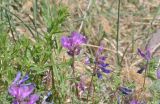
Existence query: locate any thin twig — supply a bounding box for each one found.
[78,0,92,32]
[116,0,121,65]
[143,61,149,89]
[71,54,79,99]
[83,44,123,56]
[87,58,97,103]
[33,0,38,37]
[0,5,35,38]
[5,9,16,42]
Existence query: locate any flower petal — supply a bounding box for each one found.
[97,70,102,79]
[96,45,104,56]
[99,63,109,68]
[137,66,145,74]
[138,48,145,58]
[61,36,72,49]
[29,94,39,104]
[19,84,35,99]
[19,74,29,84]
[101,67,111,74]
[67,50,74,56]
[12,99,19,104]
[77,81,85,91]
[145,49,151,61]
[71,31,87,45]
[99,56,107,61]
[129,99,139,104]
[13,71,21,84]
[119,87,132,95]
[85,57,90,65]
[8,85,19,97]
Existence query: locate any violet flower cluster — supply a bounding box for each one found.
[76,80,85,92]
[8,72,39,104]
[61,31,87,56]
[95,45,111,79]
[119,87,132,95]
[138,48,160,79]
[76,80,86,97]
[86,45,111,79]
[137,48,151,74]
[129,99,140,104]
[137,48,151,62]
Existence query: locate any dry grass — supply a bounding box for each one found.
[1,0,160,103]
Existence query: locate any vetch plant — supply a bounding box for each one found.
[8,72,39,104]
[137,48,151,88]
[76,80,86,98]
[87,44,111,102]
[129,99,140,104]
[61,31,87,56]
[61,31,87,100]
[86,45,111,79]
[95,45,111,79]
[138,48,151,62]
[119,86,132,95]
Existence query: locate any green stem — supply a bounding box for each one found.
[116,0,121,66]
[71,54,79,100]
[87,60,97,102]
[143,61,149,89]
[5,9,16,42]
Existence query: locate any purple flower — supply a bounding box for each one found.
[8,72,39,104]
[61,31,87,56]
[137,66,146,74]
[95,45,111,79]
[28,94,39,104]
[157,69,160,79]
[85,57,90,65]
[96,70,103,79]
[138,48,151,61]
[119,87,132,95]
[129,99,140,104]
[76,80,86,92]
[45,91,52,102]
[76,80,86,97]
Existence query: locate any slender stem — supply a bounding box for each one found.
[5,9,16,42]
[143,61,149,89]
[50,61,56,102]
[33,0,38,37]
[71,54,79,99]
[137,61,149,100]
[71,55,75,77]
[78,0,92,32]
[50,46,61,103]
[50,66,56,89]
[116,0,121,65]
[0,0,2,20]
[87,74,94,101]
[87,61,97,102]
[0,5,35,38]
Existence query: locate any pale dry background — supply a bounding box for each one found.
[1,0,160,103]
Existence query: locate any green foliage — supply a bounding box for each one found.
[150,80,160,103]
[148,58,158,80]
[0,0,160,103]
[41,1,69,34]
[0,1,69,103]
